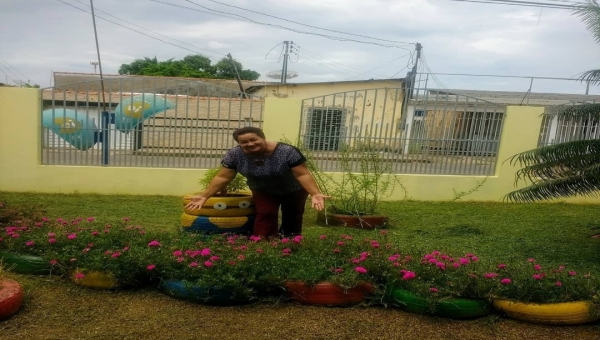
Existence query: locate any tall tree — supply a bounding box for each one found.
[118,54,260,80]
[506,0,600,202]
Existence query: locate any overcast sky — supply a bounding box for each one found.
[1,0,599,94]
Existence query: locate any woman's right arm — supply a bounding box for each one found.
[185,167,238,210]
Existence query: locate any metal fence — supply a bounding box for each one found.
[299,85,505,175]
[41,77,263,168]
[538,104,600,147]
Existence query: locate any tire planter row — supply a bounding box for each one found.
[0,278,23,320]
[180,213,255,234]
[159,279,254,306]
[0,250,52,275]
[388,287,491,319]
[284,281,373,307]
[492,299,600,325]
[316,211,388,230]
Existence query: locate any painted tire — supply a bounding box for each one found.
[0,250,52,275]
[182,193,254,216]
[316,211,388,229]
[72,271,119,290]
[181,213,254,234]
[389,288,491,319]
[492,299,600,325]
[159,279,254,306]
[0,279,23,320]
[284,281,371,306]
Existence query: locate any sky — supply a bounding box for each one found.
[1,0,600,94]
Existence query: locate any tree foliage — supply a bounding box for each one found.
[506,0,600,202]
[118,54,260,80]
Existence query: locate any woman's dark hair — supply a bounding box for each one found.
[232,126,266,142]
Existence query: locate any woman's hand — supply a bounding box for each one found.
[185,196,208,210]
[310,193,331,211]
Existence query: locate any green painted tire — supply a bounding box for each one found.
[0,250,52,275]
[389,287,491,319]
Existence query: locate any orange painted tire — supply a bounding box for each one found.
[492,299,600,325]
[0,279,24,320]
[284,281,371,306]
[182,193,254,216]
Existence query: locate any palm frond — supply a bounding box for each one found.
[573,0,600,44]
[513,151,600,183]
[579,69,600,85]
[504,164,600,202]
[544,103,600,121]
[508,139,600,168]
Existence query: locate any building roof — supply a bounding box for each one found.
[245,78,404,93]
[412,89,600,106]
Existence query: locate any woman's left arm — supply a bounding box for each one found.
[291,163,330,210]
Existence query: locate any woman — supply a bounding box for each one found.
[185,127,329,237]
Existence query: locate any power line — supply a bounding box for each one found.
[441,0,584,9]
[55,0,225,59]
[0,60,26,85]
[153,0,411,50]
[204,0,416,45]
[343,53,410,81]
[0,64,20,85]
[0,59,30,83]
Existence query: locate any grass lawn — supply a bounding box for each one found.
[1,191,600,339]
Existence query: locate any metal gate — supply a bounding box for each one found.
[41,76,263,168]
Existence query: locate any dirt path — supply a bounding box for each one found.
[1,274,599,340]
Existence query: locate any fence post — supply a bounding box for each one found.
[101,111,110,165]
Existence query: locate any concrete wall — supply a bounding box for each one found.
[1,87,599,203]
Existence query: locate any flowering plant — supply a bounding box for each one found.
[477,258,600,305]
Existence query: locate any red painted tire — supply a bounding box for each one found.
[284,281,371,306]
[0,279,24,320]
[317,211,388,229]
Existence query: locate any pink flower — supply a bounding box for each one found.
[484,273,499,279]
[497,263,506,269]
[104,250,113,255]
[123,217,131,221]
[209,256,220,261]
[200,248,211,256]
[176,257,184,263]
[568,271,577,276]
[189,262,198,267]
[429,287,438,293]
[48,238,56,244]
[293,235,303,243]
[49,259,58,265]
[532,274,542,280]
[11,233,20,238]
[111,252,121,258]
[146,264,155,270]
[459,258,470,264]
[281,238,290,243]
[555,281,563,287]
[527,258,536,263]
[237,255,246,260]
[147,240,161,247]
[75,273,86,280]
[354,266,367,274]
[452,263,461,268]
[332,249,340,253]
[25,241,34,246]
[380,230,388,235]
[471,256,479,262]
[249,235,261,242]
[319,235,327,240]
[42,217,49,222]
[91,231,99,236]
[204,261,213,267]
[500,278,512,285]
[337,241,345,246]
[256,248,264,253]
[47,232,56,238]
[67,233,77,240]
[87,217,95,222]
[370,241,380,248]
[402,271,416,280]
[123,246,129,252]
[533,264,542,271]
[173,250,183,257]
[104,229,110,234]
[282,248,292,254]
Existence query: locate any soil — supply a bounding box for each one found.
[1,274,599,340]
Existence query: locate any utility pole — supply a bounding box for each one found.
[227,53,247,99]
[406,42,422,100]
[281,41,292,84]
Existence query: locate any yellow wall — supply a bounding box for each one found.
[1,87,600,203]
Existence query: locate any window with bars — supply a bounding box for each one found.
[304,108,344,151]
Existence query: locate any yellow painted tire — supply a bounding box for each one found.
[492,299,600,325]
[72,271,119,290]
[182,193,254,216]
[181,213,254,234]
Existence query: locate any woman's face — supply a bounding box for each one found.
[236,133,267,154]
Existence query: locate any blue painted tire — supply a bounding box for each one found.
[159,279,254,306]
[181,213,254,234]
